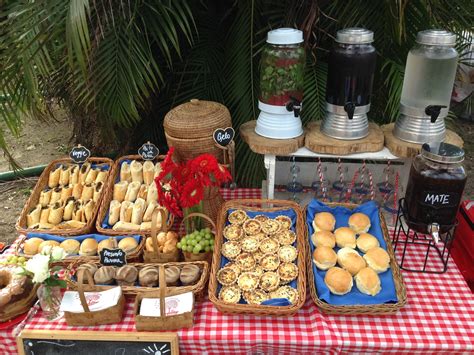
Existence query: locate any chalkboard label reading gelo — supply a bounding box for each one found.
[213,127,235,147]
[138,142,159,161]
[69,145,91,163]
[99,248,127,267]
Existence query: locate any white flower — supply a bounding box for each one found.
[51,246,67,261]
[40,245,52,256]
[25,254,50,284]
[14,266,25,276]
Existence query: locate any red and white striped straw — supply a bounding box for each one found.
[393,171,399,225]
[338,158,343,186]
[346,169,359,203]
[368,170,375,201]
[385,160,391,190]
[317,157,326,200]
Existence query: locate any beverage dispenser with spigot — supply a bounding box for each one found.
[393,30,458,143]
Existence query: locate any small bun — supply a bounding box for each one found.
[311,231,336,248]
[355,267,381,296]
[348,213,371,233]
[118,237,138,254]
[38,240,60,253]
[79,238,98,256]
[312,246,337,270]
[324,267,353,295]
[60,239,80,254]
[356,233,380,253]
[337,247,366,276]
[312,212,336,232]
[363,247,390,273]
[97,238,117,253]
[23,237,44,255]
[334,227,356,249]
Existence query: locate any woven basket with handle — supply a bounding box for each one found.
[143,208,180,263]
[180,212,216,264]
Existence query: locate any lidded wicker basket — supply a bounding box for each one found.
[164,99,232,163]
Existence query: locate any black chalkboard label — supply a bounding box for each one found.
[138,142,159,161]
[213,127,235,147]
[99,248,127,267]
[420,191,461,209]
[69,145,91,163]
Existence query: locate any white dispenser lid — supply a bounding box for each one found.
[336,28,374,44]
[416,29,456,46]
[267,28,304,45]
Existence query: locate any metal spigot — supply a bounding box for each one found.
[344,102,356,120]
[429,223,440,244]
[286,97,302,118]
[425,105,447,123]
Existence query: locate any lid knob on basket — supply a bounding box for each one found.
[190,99,200,105]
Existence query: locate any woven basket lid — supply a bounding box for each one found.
[164,99,232,139]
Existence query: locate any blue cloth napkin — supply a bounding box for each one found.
[306,199,398,305]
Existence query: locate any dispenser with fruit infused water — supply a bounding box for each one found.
[394,30,458,143]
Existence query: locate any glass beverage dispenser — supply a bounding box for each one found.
[255,28,305,139]
[321,28,376,140]
[394,30,458,143]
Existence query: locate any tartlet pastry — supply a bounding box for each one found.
[278,245,298,263]
[259,271,280,292]
[221,241,242,260]
[254,215,268,223]
[223,262,241,276]
[276,230,296,245]
[253,265,265,277]
[237,272,260,292]
[217,267,238,286]
[252,250,265,262]
[261,219,281,235]
[253,232,266,242]
[277,262,298,284]
[270,286,299,305]
[243,289,268,305]
[219,285,241,303]
[243,219,262,235]
[228,210,248,225]
[275,216,292,230]
[223,224,244,241]
[259,238,280,255]
[260,254,280,271]
[240,236,259,253]
[235,252,257,271]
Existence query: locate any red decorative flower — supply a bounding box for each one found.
[180,180,204,208]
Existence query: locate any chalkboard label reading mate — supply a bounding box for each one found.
[69,145,91,163]
[138,142,159,161]
[420,191,461,209]
[213,127,235,147]
[99,248,127,267]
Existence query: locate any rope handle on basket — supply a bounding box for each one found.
[150,207,168,257]
[179,212,217,234]
[77,268,95,313]
[158,265,167,320]
[15,234,28,256]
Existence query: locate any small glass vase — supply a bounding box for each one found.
[183,201,204,234]
[37,284,63,321]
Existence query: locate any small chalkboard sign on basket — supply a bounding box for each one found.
[213,127,235,147]
[138,141,160,161]
[69,145,91,163]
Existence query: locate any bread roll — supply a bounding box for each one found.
[334,227,357,249]
[79,162,91,184]
[113,181,128,202]
[94,266,116,285]
[154,162,162,178]
[112,221,140,231]
[79,238,98,256]
[118,237,138,254]
[50,187,62,205]
[120,162,131,182]
[324,267,353,295]
[139,266,159,287]
[81,183,94,202]
[97,238,118,253]
[115,265,138,286]
[180,264,201,285]
[95,170,108,184]
[311,230,336,248]
[85,168,99,184]
[40,206,51,224]
[48,202,64,225]
[120,201,133,223]
[108,200,121,226]
[48,166,61,188]
[70,165,80,185]
[165,266,180,286]
[143,201,158,222]
[356,233,380,253]
[63,220,86,229]
[72,200,83,221]
[92,181,103,203]
[312,212,336,232]
[131,198,146,225]
[137,184,148,201]
[76,263,97,283]
[312,246,337,270]
[38,240,60,253]
[363,247,390,273]
[60,239,80,254]
[83,200,95,222]
[355,267,381,296]
[146,183,158,205]
[143,161,155,185]
[60,184,73,202]
[72,182,84,200]
[337,247,366,276]
[59,165,71,186]
[130,160,143,184]
[348,212,371,233]
[63,197,75,221]
[23,237,44,255]
[27,204,42,227]
[124,181,141,202]
[39,189,52,207]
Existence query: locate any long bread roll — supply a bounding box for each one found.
[130,161,143,184]
[124,181,141,202]
[108,200,121,226]
[120,162,131,182]
[27,204,42,227]
[143,161,155,185]
[48,166,61,188]
[39,189,52,207]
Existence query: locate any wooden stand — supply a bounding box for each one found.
[382,123,464,158]
[239,120,305,155]
[304,121,384,155]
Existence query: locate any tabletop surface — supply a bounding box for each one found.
[2,188,474,355]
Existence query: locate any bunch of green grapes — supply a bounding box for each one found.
[0,255,27,266]
[177,227,215,254]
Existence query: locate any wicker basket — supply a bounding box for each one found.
[95,154,174,236]
[208,199,307,317]
[64,269,125,326]
[164,99,232,163]
[306,202,407,315]
[14,234,145,263]
[134,265,194,331]
[66,260,209,299]
[0,282,38,323]
[202,186,224,226]
[16,157,114,236]
[143,208,180,263]
[180,212,215,264]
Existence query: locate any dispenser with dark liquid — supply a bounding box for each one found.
[321,28,376,140]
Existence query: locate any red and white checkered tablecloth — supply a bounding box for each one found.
[1,188,474,354]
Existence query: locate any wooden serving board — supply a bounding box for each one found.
[304,121,384,155]
[382,123,464,158]
[239,120,305,155]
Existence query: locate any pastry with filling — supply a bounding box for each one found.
[260,254,280,271]
[223,224,244,241]
[276,230,296,245]
[278,245,297,263]
[277,262,298,284]
[217,267,238,286]
[243,219,262,235]
[259,271,280,292]
[228,210,248,225]
[221,241,242,260]
[259,238,280,255]
[235,252,256,271]
[240,236,259,253]
[218,285,241,304]
[237,272,259,292]
[261,219,281,235]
